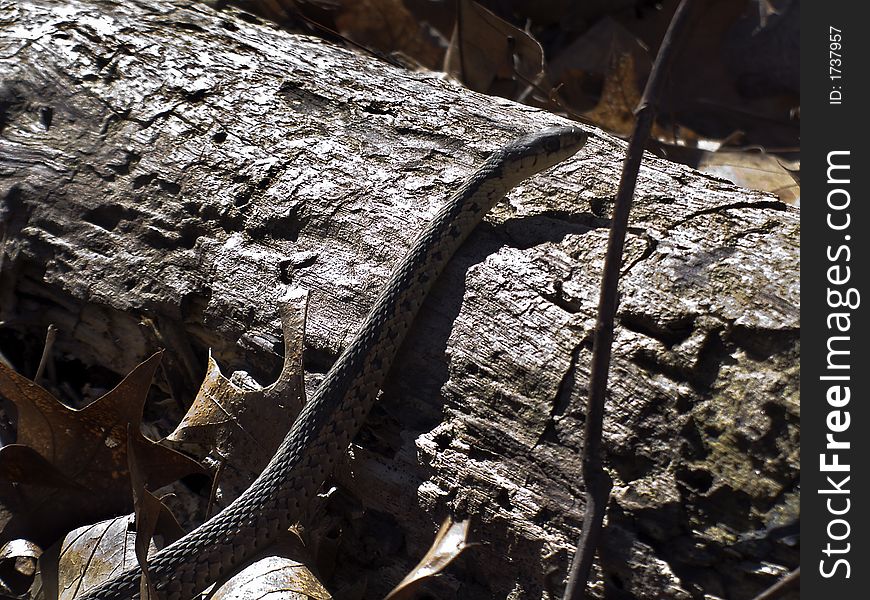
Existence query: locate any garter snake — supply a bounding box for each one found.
[79,126,588,599]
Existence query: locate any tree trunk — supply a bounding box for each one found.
[0,1,799,598]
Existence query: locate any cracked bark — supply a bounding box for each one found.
[0,1,798,599]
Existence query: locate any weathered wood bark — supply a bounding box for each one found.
[1,1,799,599]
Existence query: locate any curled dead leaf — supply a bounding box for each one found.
[0,538,41,597]
[385,518,472,600]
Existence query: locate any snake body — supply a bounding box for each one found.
[80,126,587,600]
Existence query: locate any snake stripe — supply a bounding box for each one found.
[79,126,587,600]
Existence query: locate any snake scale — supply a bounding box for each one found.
[79,126,588,599]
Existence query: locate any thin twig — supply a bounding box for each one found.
[751,567,799,600]
[205,453,226,521]
[34,324,58,385]
[562,1,700,598]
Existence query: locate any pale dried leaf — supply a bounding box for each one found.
[210,555,331,600]
[0,538,41,596]
[384,518,471,600]
[55,515,151,600]
[698,150,800,204]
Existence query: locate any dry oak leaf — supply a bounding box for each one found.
[165,293,308,511]
[0,351,203,546]
[38,430,187,600]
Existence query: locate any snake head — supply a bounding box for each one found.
[495,126,588,184]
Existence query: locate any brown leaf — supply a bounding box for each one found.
[0,352,203,546]
[127,424,163,600]
[444,0,544,98]
[165,294,308,509]
[0,444,84,490]
[384,518,472,600]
